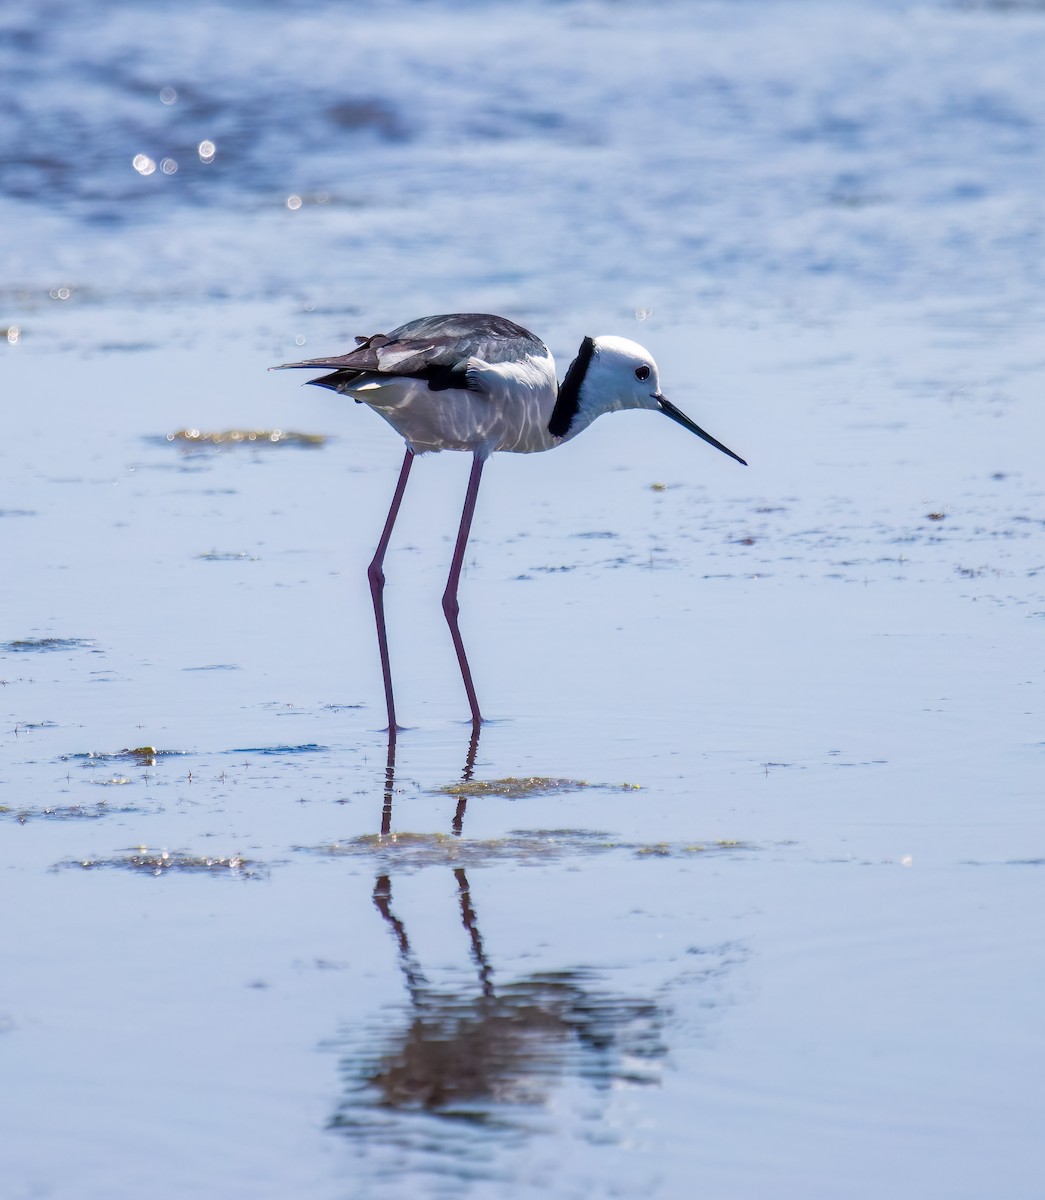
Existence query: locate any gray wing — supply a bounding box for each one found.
[272,312,548,393]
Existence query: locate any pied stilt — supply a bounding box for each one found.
[274,312,746,732]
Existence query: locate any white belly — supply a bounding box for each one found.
[347,363,560,457]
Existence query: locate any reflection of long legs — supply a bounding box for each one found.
[380,727,396,837]
[381,721,479,838]
[442,454,485,728]
[368,449,414,734]
[373,875,427,1003]
[454,868,494,998]
[451,796,467,837]
[451,723,482,836]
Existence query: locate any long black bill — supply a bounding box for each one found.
[657,395,747,466]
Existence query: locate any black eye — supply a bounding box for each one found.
[635,365,651,381]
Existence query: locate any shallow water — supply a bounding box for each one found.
[2,1,1044,1197]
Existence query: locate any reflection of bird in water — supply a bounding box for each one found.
[328,726,667,1137]
[275,313,746,731]
[343,872,666,1119]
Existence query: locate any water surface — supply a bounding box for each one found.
[2,2,1044,1197]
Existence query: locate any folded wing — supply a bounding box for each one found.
[272,312,549,394]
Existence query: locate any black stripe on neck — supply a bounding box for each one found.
[548,336,596,438]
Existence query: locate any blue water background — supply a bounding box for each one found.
[2,3,1044,1198]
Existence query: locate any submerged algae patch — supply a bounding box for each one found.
[302,830,754,870]
[164,429,326,449]
[432,776,642,800]
[304,830,623,869]
[61,747,189,767]
[5,801,142,823]
[634,839,749,858]
[194,550,260,562]
[57,847,266,879]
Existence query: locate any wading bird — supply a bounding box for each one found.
[274,312,746,733]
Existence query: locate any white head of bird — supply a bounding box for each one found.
[575,335,662,419]
[568,334,746,463]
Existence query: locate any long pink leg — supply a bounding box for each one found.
[442,453,485,727]
[368,448,414,734]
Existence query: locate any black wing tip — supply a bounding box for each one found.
[305,375,346,393]
[269,362,358,392]
[270,359,341,371]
